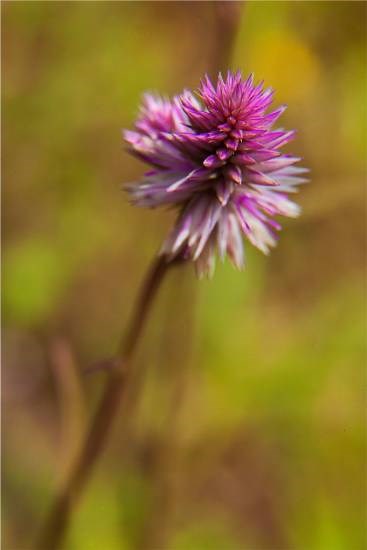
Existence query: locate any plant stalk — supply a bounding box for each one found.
[37,254,179,550]
[209,0,243,78]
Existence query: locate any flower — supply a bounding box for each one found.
[124,71,308,277]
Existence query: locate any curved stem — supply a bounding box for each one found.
[37,254,180,550]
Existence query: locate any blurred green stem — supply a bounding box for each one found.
[37,254,181,550]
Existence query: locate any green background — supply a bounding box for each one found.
[2,2,366,549]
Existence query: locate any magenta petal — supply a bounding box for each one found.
[123,71,307,275]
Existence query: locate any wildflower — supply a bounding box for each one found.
[124,71,308,276]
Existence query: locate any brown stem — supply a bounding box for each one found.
[209,1,243,78]
[36,254,181,550]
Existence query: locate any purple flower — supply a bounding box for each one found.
[124,71,308,277]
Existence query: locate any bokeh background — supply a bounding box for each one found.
[2,2,366,549]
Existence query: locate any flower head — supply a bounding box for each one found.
[124,71,308,276]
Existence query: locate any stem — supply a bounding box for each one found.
[209,1,243,78]
[37,254,180,550]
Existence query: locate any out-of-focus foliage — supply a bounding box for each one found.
[2,2,366,549]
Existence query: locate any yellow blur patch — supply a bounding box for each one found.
[250,30,321,102]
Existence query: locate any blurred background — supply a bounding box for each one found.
[2,2,366,549]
